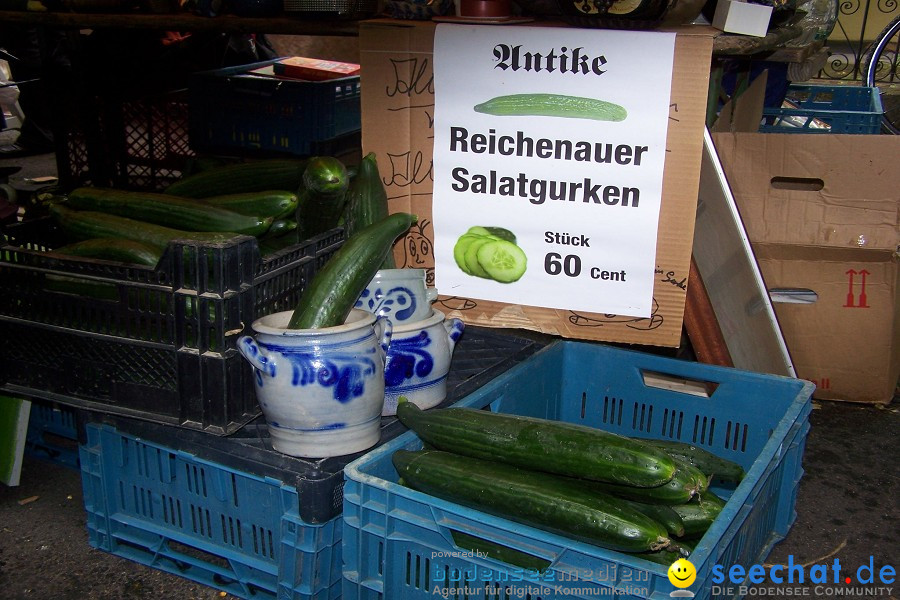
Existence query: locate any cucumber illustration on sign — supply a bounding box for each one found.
[474,93,627,122]
[453,226,527,283]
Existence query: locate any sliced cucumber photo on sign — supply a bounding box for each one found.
[454,227,527,283]
[477,239,527,283]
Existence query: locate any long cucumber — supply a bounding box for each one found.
[287,212,417,329]
[586,462,709,504]
[474,93,627,122]
[395,402,678,488]
[393,449,673,553]
[644,439,746,483]
[49,203,239,253]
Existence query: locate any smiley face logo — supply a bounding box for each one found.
[668,558,696,588]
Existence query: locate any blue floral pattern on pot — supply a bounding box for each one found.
[355,284,419,323]
[382,310,465,416]
[384,330,434,387]
[253,345,379,403]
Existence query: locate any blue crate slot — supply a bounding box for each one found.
[188,59,361,156]
[341,340,814,600]
[25,401,80,470]
[79,422,342,600]
[760,84,883,134]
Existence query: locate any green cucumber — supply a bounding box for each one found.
[344,153,395,269]
[296,156,351,240]
[645,439,746,483]
[200,190,299,220]
[395,402,678,488]
[262,219,298,239]
[670,492,725,538]
[49,203,238,253]
[587,462,709,505]
[66,187,273,237]
[287,212,417,329]
[474,93,627,122]
[393,449,673,553]
[53,237,162,267]
[620,499,686,538]
[164,158,309,198]
[477,239,527,283]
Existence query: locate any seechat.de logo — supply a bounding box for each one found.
[668,558,697,598]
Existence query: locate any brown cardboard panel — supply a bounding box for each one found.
[712,131,900,403]
[754,243,899,404]
[360,20,715,347]
[712,133,900,250]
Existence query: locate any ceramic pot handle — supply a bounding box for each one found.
[443,318,465,353]
[374,316,394,361]
[426,286,439,304]
[237,336,276,376]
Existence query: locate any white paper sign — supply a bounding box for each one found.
[432,25,676,317]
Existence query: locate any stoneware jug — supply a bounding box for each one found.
[382,309,465,416]
[355,268,439,325]
[237,308,392,458]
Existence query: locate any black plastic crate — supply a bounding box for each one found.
[60,90,196,192]
[0,217,345,435]
[83,326,544,525]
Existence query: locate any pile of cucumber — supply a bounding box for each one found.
[394,401,746,566]
[41,154,391,267]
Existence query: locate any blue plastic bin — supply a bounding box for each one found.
[342,341,814,600]
[188,59,361,156]
[760,84,883,134]
[25,400,80,470]
[77,327,542,599]
[80,422,343,600]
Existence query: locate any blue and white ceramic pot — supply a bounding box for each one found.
[355,268,438,325]
[237,309,392,458]
[382,309,465,416]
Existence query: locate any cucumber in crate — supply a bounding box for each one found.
[341,341,814,600]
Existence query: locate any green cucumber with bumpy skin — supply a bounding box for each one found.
[344,153,395,269]
[287,212,417,329]
[66,187,273,236]
[670,491,725,538]
[395,402,678,488]
[645,439,746,483]
[393,449,673,553]
[200,190,299,221]
[49,203,239,253]
[474,93,627,122]
[53,237,162,267]
[164,159,308,198]
[620,499,686,538]
[586,462,709,505]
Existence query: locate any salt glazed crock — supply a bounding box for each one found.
[354,268,439,325]
[237,308,392,458]
[382,309,465,416]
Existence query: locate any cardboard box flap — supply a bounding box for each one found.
[712,132,900,251]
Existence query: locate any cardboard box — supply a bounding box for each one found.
[359,19,715,348]
[712,132,900,404]
[712,0,773,37]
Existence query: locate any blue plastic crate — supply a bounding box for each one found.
[188,59,361,156]
[79,422,342,600]
[760,84,883,134]
[25,400,80,470]
[342,341,814,600]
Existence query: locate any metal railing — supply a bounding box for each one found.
[822,0,899,81]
